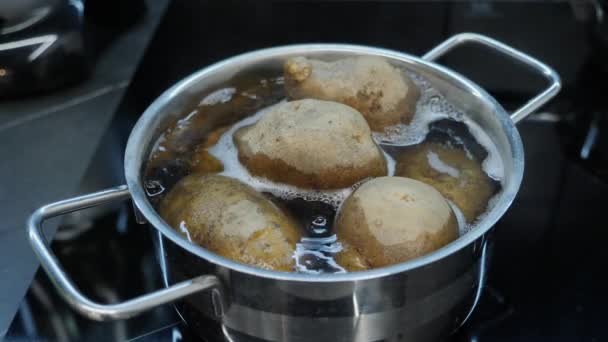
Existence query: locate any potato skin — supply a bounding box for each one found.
[284,56,420,131]
[160,174,301,271]
[395,142,497,223]
[190,126,229,174]
[234,99,387,189]
[335,177,458,269]
[335,241,370,272]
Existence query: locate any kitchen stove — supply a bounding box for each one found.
[5,1,608,341]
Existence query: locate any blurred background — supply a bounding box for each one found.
[1,1,607,341]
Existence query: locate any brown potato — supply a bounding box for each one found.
[160,174,301,271]
[190,126,229,174]
[335,177,458,269]
[190,149,224,174]
[335,241,370,272]
[234,99,387,189]
[284,56,420,131]
[395,142,497,223]
[202,125,230,149]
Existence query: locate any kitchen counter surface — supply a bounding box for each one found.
[0,0,169,337]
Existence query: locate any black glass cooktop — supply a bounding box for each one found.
[6,1,608,341]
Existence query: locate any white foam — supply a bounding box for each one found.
[427,151,460,178]
[464,119,504,180]
[446,135,474,160]
[373,73,455,146]
[199,87,236,106]
[374,69,504,183]
[466,191,502,233]
[150,133,167,159]
[178,109,198,125]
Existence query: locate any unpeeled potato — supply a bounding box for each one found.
[190,126,229,174]
[160,174,301,271]
[234,99,387,189]
[284,56,420,131]
[335,177,458,270]
[395,142,497,223]
[334,241,370,272]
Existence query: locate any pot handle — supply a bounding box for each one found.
[27,185,220,321]
[422,32,561,123]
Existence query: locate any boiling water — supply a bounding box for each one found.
[143,69,503,274]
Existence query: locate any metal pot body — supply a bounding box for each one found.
[27,33,560,342]
[156,230,491,342]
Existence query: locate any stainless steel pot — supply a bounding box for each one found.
[28,33,560,342]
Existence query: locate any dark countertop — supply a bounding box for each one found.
[0,0,169,337]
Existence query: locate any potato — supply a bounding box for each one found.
[335,177,458,269]
[284,56,420,131]
[190,149,223,174]
[190,126,229,174]
[334,241,370,272]
[395,142,497,223]
[234,99,387,189]
[160,174,301,271]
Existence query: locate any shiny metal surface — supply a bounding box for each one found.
[422,33,561,123]
[27,186,220,320]
[28,33,561,341]
[160,232,488,342]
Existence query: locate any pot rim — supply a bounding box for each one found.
[125,43,524,282]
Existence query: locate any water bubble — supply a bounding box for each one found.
[311,215,327,227]
[428,95,442,112]
[144,180,165,197]
[295,235,346,274]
